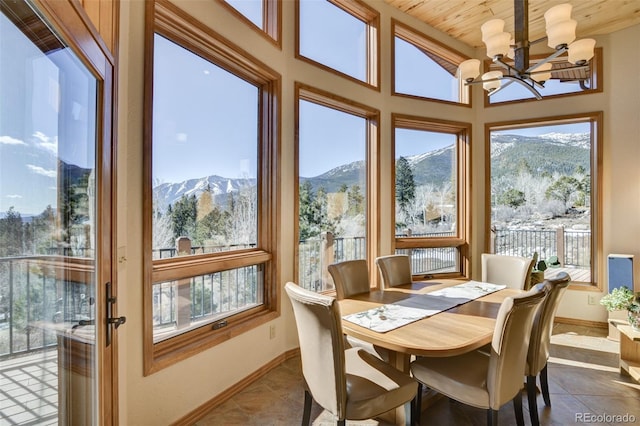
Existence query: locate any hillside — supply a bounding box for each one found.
[151,132,590,207]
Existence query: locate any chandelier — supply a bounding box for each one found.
[458,0,596,100]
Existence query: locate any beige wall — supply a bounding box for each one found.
[116,0,640,423]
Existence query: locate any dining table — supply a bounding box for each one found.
[338,278,525,425]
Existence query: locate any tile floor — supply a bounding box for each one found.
[194,323,640,426]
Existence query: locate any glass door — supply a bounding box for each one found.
[0,1,115,424]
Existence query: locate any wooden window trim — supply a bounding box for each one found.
[295,0,380,91]
[143,0,281,375]
[216,0,282,49]
[391,114,472,278]
[294,82,381,289]
[484,112,603,291]
[392,19,473,106]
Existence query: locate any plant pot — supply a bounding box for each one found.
[608,309,627,341]
[628,310,640,332]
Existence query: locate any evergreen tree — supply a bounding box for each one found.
[31,205,56,254]
[299,181,320,240]
[347,184,364,215]
[0,207,23,256]
[545,176,581,206]
[170,195,197,239]
[498,188,526,208]
[395,156,416,217]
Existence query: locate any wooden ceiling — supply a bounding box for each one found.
[385,0,640,49]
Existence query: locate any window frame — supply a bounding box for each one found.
[391,114,471,279]
[294,82,381,290]
[484,48,603,106]
[392,19,473,106]
[484,112,603,290]
[295,0,380,90]
[217,0,282,48]
[143,0,281,375]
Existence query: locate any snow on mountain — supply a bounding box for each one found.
[491,132,589,156]
[405,145,453,166]
[153,175,256,208]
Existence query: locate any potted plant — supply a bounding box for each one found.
[600,286,640,331]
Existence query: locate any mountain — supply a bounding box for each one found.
[490,132,590,178]
[153,175,256,208]
[153,132,590,207]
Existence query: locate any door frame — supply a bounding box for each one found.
[32,0,118,423]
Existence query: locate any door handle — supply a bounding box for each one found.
[106,282,125,346]
[108,316,126,328]
[72,319,95,330]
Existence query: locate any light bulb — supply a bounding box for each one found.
[482,71,503,91]
[568,38,596,64]
[459,59,481,82]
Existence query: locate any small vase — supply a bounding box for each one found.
[628,310,640,332]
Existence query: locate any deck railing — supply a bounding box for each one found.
[0,256,93,359]
[491,227,591,268]
[1,227,590,359]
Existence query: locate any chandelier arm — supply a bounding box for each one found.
[493,57,518,75]
[485,79,516,97]
[497,75,543,99]
[525,46,568,74]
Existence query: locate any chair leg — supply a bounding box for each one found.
[337,420,345,426]
[413,382,423,426]
[527,375,540,426]
[487,409,498,426]
[540,363,551,406]
[302,390,312,426]
[513,393,524,426]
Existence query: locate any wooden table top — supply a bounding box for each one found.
[339,279,523,358]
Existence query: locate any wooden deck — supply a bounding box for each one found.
[544,266,591,283]
[0,348,58,425]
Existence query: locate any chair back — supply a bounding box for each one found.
[375,255,412,288]
[284,282,346,417]
[328,259,370,300]
[481,253,536,290]
[526,272,571,375]
[487,284,547,409]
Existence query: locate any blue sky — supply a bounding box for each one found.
[1,12,95,216]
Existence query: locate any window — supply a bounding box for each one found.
[297,0,379,87]
[144,0,280,374]
[486,113,602,287]
[221,0,281,46]
[296,84,379,292]
[393,21,471,104]
[486,48,602,105]
[393,115,470,277]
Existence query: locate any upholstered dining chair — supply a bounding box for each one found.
[525,272,571,426]
[327,259,389,360]
[375,254,412,289]
[284,282,418,426]
[481,253,536,290]
[410,283,548,426]
[327,259,370,300]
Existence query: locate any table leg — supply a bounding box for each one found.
[373,351,411,425]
